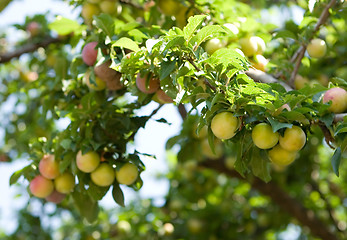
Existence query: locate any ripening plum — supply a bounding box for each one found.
[251,54,268,71]
[268,145,297,166]
[153,89,174,104]
[94,60,123,90]
[54,172,75,194]
[211,112,239,140]
[252,123,279,149]
[91,163,115,187]
[29,175,54,198]
[76,150,100,173]
[322,87,347,113]
[84,70,106,91]
[38,154,60,179]
[81,3,100,24]
[279,126,306,152]
[204,38,225,55]
[45,190,66,204]
[27,22,41,37]
[136,73,160,94]
[100,0,117,14]
[116,163,139,185]
[307,39,327,58]
[82,41,98,66]
[157,0,181,16]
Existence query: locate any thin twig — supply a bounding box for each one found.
[289,0,337,86]
[187,57,217,91]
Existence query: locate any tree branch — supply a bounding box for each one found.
[0,37,62,63]
[0,0,12,13]
[199,159,339,240]
[289,0,337,86]
[245,68,293,91]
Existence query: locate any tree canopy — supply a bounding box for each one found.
[0,0,347,239]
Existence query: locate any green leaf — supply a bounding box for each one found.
[251,148,271,183]
[190,25,227,49]
[94,13,115,37]
[331,147,342,177]
[72,191,99,223]
[205,48,246,71]
[183,15,207,41]
[112,183,125,207]
[60,139,72,150]
[274,30,297,40]
[112,37,140,52]
[88,182,109,201]
[267,118,293,132]
[48,17,85,35]
[9,165,31,185]
[160,59,176,80]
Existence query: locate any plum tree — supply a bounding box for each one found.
[54,172,75,194]
[26,21,41,37]
[116,163,139,185]
[82,41,98,66]
[29,175,54,198]
[211,112,239,140]
[307,38,327,58]
[76,151,100,173]
[38,154,60,179]
[91,163,116,187]
[268,145,297,166]
[136,73,160,94]
[252,123,279,149]
[322,87,347,113]
[279,126,306,152]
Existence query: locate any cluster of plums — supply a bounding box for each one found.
[205,86,347,167]
[29,151,139,203]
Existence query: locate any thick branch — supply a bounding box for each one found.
[0,0,12,13]
[289,0,337,86]
[0,37,62,63]
[199,159,339,240]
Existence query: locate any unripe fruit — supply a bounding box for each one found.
[158,0,180,16]
[187,218,203,234]
[116,163,139,185]
[29,175,54,198]
[46,190,66,204]
[91,163,115,187]
[38,154,60,179]
[273,104,291,116]
[268,145,297,166]
[54,172,75,194]
[84,71,106,91]
[76,150,100,173]
[322,87,347,113]
[82,3,100,24]
[279,126,306,151]
[252,54,268,71]
[204,38,224,55]
[82,41,98,66]
[252,123,279,149]
[224,23,239,37]
[307,39,327,58]
[201,139,223,159]
[253,36,266,54]
[94,61,123,90]
[211,112,239,140]
[100,1,117,14]
[136,73,160,94]
[294,75,310,89]
[174,6,194,28]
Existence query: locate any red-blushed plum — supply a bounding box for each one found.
[29,175,54,198]
[154,89,174,104]
[27,22,41,37]
[323,87,347,113]
[39,154,60,179]
[45,190,66,204]
[76,150,100,173]
[136,73,160,94]
[82,41,98,66]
